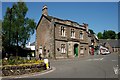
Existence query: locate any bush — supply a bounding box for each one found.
[1,56,47,76]
[2,56,44,66]
[2,61,46,76]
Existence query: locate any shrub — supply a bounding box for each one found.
[2,56,44,66]
[1,56,47,76]
[2,62,46,76]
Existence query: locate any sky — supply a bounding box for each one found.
[1,2,118,43]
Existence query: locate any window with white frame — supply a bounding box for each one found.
[61,44,65,53]
[71,29,75,38]
[80,31,84,39]
[61,26,65,36]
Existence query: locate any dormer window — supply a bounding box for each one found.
[61,26,65,37]
[71,29,75,38]
[80,31,84,39]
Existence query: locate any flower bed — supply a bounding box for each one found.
[1,62,46,76]
[1,56,48,76]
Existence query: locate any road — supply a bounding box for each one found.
[30,53,119,78]
[2,53,119,79]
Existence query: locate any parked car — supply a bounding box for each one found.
[100,46,110,55]
[101,50,110,55]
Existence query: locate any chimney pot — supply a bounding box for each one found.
[42,5,48,16]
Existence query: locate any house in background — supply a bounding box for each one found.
[99,39,120,53]
[26,42,35,57]
[88,33,99,55]
[36,5,90,59]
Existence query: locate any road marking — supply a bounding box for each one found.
[16,67,56,78]
[112,60,117,61]
[113,65,119,75]
[86,58,103,61]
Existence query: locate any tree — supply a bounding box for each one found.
[2,2,36,56]
[118,32,120,39]
[0,20,2,50]
[103,30,108,39]
[89,29,95,34]
[102,30,116,39]
[97,32,103,39]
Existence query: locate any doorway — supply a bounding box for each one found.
[74,44,78,57]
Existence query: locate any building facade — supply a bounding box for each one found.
[99,39,120,53]
[36,5,89,59]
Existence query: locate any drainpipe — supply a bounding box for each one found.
[53,22,56,59]
[67,42,69,58]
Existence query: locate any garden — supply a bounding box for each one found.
[1,56,48,76]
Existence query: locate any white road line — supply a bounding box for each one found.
[113,65,119,75]
[16,67,56,78]
[100,58,103,60]
[86,58,104,61]
[112,60,117,61]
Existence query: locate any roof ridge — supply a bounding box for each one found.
[46,15,83,27]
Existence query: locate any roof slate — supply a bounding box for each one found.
[99,39,120,48]
[46,15,84,28]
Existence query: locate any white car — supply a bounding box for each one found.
[100,46,110,55]
[101,50,110,55]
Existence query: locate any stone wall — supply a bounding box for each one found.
[54,23,88,42]
[36,16,89,59]
[55,40,68,58]
[36,16,54,58]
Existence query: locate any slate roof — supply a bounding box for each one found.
[36,13,87,30]
[46,15,84,27]
[99,39,120,48]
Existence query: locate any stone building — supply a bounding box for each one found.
[36,5,89,59]
[99,39,120,53]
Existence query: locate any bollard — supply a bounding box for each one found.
[44,58,49,69]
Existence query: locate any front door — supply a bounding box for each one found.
[74,44,78,57]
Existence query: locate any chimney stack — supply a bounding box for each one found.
[42,5,48,16]
[83,23,88,32]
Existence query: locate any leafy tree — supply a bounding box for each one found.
[102,30,116,39]
[118,32,120,39]
[0,20,2,50]
[89,29,95,34]
[103,30,108,39]
[2,2,36,56]
[97,32,103,39]
[107,30,116,39]
[0,20,1,36]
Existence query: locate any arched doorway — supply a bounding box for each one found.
[74,44,78,57]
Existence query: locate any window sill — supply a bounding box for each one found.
[71,37,75,38]
[61,53,65,54]
[80,39,84,40]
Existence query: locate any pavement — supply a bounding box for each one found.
[1,52,120,79]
